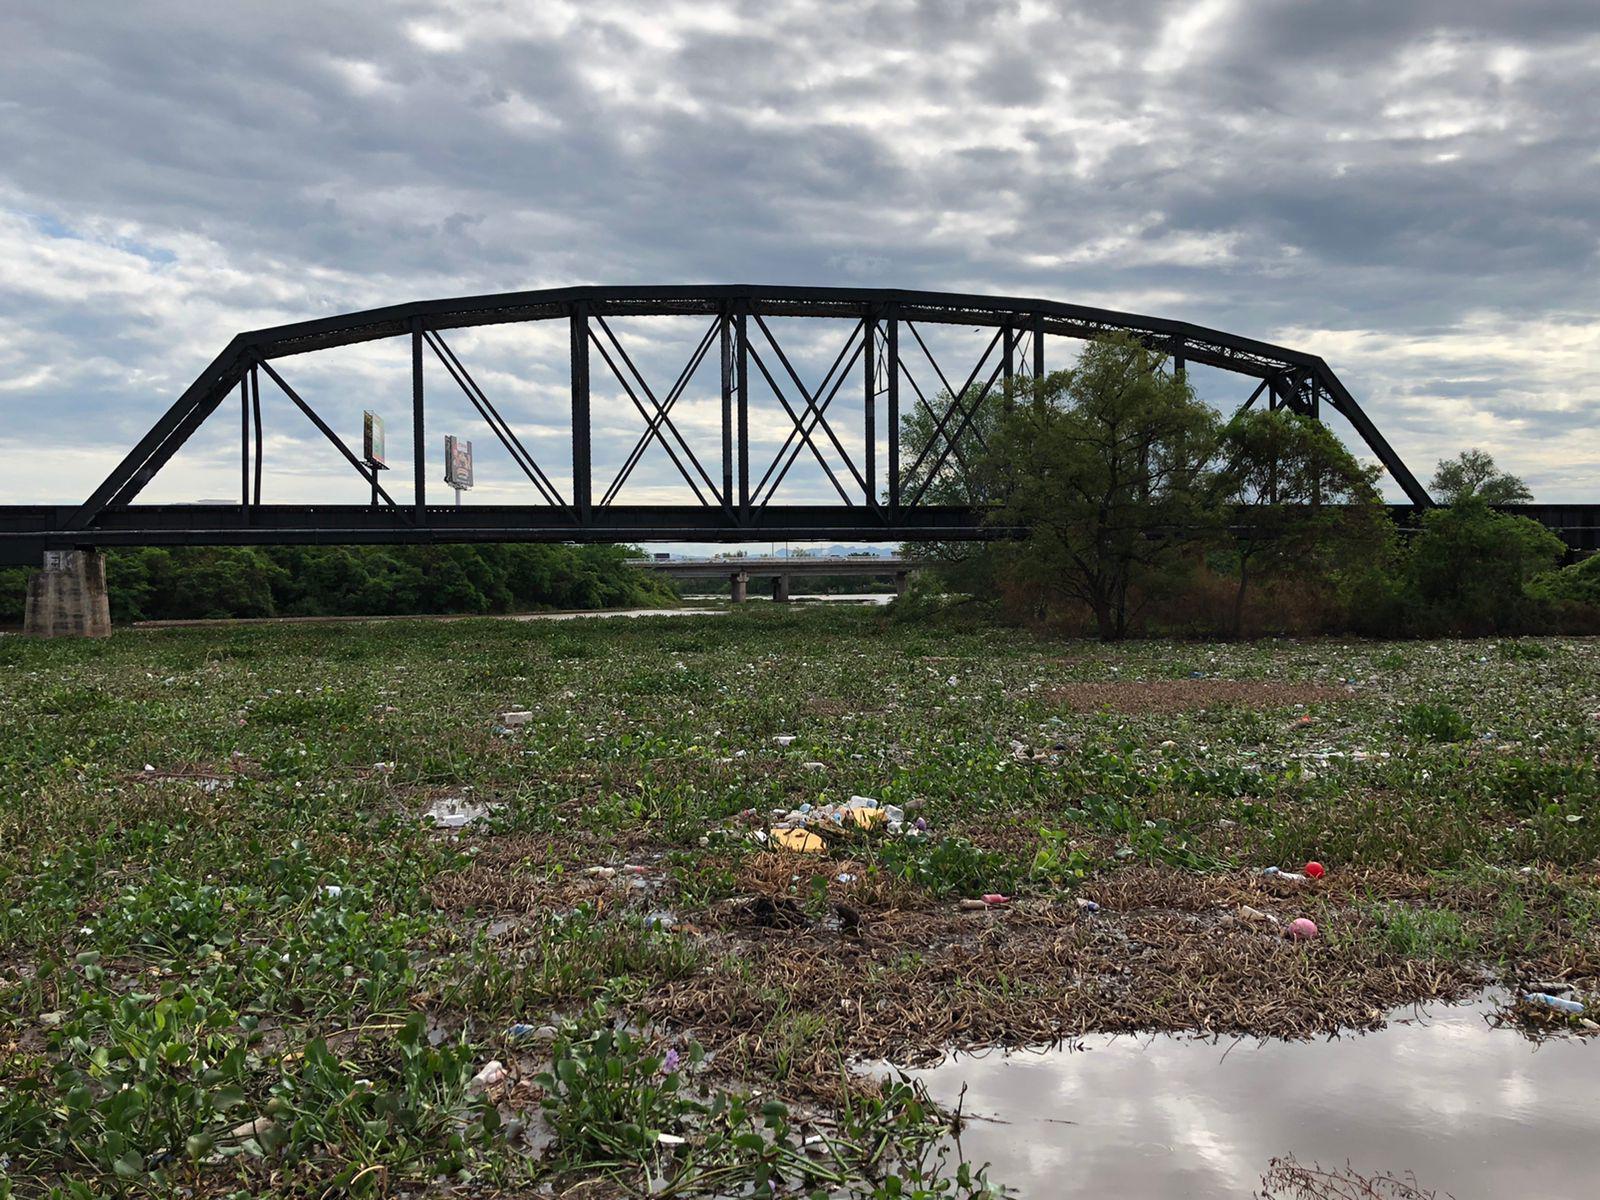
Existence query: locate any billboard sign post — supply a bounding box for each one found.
[362,411,388,506]
[444,435,473,507]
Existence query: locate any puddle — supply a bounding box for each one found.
[905,996,1596,1198]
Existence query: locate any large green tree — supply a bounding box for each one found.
[983,334,1219,639]
[1214,408,1389,636]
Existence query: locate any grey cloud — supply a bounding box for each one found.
[0,0,1596,507]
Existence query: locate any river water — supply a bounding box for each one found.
[906,996,1596,1198]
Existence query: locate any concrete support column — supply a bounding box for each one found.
[730,571,749,604]
[894,570,909,597]
[772,574,792,603]
[24,550,112,638]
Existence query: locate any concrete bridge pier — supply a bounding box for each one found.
[772,574,792,603]
[24,549,112,638]
[894,570,909,597]
[730,570,749,604]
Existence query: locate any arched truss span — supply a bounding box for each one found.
[2,285,1435,560]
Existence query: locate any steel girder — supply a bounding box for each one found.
[4,285,1437,559]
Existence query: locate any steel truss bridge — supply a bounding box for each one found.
[2,284,1595,565]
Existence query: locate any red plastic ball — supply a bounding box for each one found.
[1303,861,1326,879]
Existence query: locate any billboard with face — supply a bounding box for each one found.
[444,435,473,490]
[363,411,386,467]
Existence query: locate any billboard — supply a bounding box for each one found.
[444,435,473,490]
[362,411,386,467]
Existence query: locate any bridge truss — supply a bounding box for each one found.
[0,285,1441,564]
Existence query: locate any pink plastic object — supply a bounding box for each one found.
[1303,861,1326,879]
[1287,917,1319,940]
[981,893,1010,906]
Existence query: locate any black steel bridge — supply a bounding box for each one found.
[1,284,1595,566]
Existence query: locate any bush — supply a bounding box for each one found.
[1399,499,1565,635]
[1529,552,1600,608]
[1400,701,1472,744]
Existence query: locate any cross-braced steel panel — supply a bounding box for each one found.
[0,284,1442,561]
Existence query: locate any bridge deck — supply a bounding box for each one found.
[2,502,1595,568]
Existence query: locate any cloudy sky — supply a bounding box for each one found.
[3,0,1597,527]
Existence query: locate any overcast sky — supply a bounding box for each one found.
[3,0,1597,527]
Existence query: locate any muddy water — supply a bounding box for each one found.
[908,997,1596,1198]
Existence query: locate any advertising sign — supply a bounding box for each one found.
[444,435,474,490]
[362,410,387,468]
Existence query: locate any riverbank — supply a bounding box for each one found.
[2,609,1596,1195]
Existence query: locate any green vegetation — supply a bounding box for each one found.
[0,542,678,625]
[1429,447,1534,506]
[900,335,1589,640]
[2,608,1598,1195]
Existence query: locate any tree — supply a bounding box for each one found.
[984,333,1219,639]
[1404,497,1564,633]
[1214,409,1388,637]
[1430,449,1533,505]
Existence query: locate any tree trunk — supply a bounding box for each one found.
[1232,559,1249,640]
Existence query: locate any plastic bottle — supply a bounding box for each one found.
[1523,992,1586,1015]
[1260,865,1308,883]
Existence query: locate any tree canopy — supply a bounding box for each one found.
[1430,448,1533,505]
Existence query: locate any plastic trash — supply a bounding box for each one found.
[319,885,343,899]
[657,1132,687,1146]
[229,1116,275,1142]
[772,828,826,853]
[509,1022,557,1040]
[1523,992,1585,1015]
[981,893,1010,905]
[1076,897,1100,913]
[1236,904,1279,925]
[958,898,991,910]
[1286,917,1319,940]
[468,1060,507,1093]
[585,865,617,878]
[427,798,493,828]
[500,711,533,727]
[1303,861,1326,879]
[774,735,796,746]
[1260,866,1308,883]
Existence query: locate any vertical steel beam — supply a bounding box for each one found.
[720,308,733,513]
[887,315,900,515]
[1174,353,1186,380]
[570,302,591,524]
[736,308,749,523]
[250,363,263,507]
[864,312,876,507]
[1032,318,1044,390]
[411,318,426,521]
[240,378,249,507]
[1003,326,1015,400]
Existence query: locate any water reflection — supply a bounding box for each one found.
[909,996,1595,1198]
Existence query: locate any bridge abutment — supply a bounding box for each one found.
[24,550,111,638]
